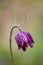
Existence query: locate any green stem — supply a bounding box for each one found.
[10,26,22,65]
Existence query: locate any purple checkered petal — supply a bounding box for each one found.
[23,32,34,48]
[15,32,28,50]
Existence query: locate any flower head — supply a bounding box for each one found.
[15,31,34,51]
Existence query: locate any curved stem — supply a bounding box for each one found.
[10,26,22,65]
[18,13,26,26]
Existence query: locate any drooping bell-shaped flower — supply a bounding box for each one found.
[10,14,34,65]
[15,31,34,51]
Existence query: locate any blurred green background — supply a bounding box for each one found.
[0,0,43,65]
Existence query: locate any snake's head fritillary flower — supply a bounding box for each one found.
[15,31,34,51]
[10,14,34,65]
